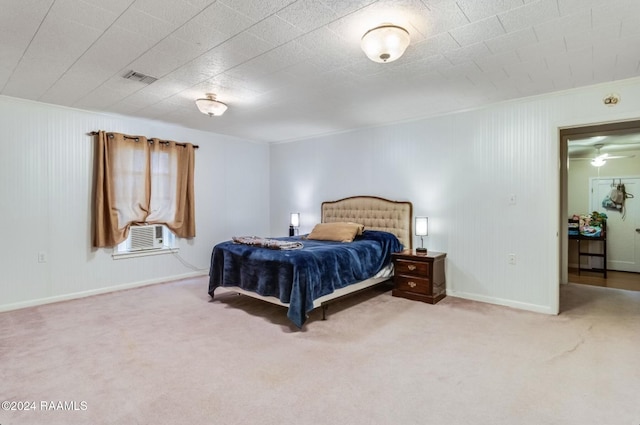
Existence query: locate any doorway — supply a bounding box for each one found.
[560,120,640,292]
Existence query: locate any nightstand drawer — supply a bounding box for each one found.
[395,259,429,276]
[394,275,430,294]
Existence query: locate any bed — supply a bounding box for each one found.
[208,196,413,327]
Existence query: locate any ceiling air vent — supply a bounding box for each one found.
[122,70,158,85]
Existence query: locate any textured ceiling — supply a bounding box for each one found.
[2,0,640,143]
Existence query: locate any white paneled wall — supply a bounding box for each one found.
[0,96,269,311]
[270,77,640,314]
[4,76,640,315]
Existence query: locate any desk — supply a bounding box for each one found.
[569,228,607,278]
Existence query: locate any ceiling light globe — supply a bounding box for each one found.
[195,93,228,117]
[361,24,410,63]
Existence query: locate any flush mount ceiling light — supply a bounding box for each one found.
[361,24,410,63]
[195,93,228,117]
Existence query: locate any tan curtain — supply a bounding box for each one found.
[93,131,195,247]
[146,139,196,238]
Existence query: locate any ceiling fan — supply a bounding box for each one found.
[570,144,635,167]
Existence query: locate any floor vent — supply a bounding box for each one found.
[123,70,158,85]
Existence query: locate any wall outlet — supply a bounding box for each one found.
[507,253,516,265]
[38,251,47,263]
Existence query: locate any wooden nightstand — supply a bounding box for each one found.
[391,249,446,304]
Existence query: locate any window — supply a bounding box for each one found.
[93,131,196,250]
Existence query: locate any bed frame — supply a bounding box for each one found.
[221,195,413,320]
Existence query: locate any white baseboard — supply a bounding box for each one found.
[0,270,208,313]
[446,289,556,315]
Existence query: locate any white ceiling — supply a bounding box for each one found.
[2,0,640,143]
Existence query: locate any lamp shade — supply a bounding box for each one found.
[415,217,428,236]
[195,93,228,116]
[290,213,300,227]
[361,24,410,63]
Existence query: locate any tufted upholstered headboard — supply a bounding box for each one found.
[321,196,413,249]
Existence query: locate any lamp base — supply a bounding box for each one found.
[415,247,427,254]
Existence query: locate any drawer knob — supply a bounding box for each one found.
[408,281,417,288]
[407,265,417,271]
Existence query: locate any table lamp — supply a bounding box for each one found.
[289,213,300,236]
[415,216,428,253]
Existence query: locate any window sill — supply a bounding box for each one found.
[112,247,179,260]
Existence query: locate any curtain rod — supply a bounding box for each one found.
[88,131,199,149]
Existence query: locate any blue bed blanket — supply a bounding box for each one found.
[208,230,403,327]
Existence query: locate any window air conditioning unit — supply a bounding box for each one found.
[128,225,164,251]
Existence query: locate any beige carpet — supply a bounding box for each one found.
[1,277,639,425]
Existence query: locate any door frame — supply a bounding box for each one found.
[559,119,640,296]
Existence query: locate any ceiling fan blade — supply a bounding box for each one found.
[569,142,637,161]
[569,154,635,160]
[607,154,635,159]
